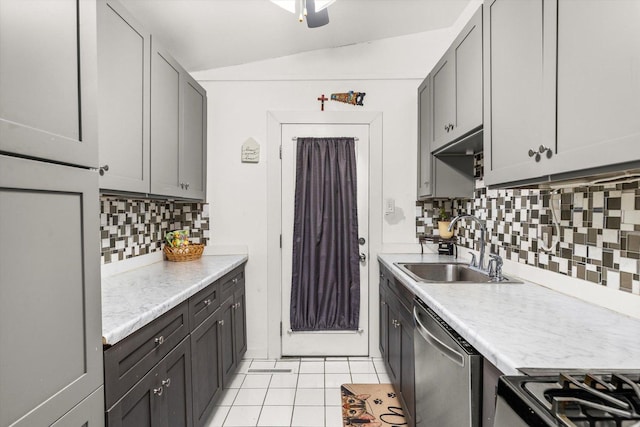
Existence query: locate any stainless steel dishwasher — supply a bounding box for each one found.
[413,297,482,426]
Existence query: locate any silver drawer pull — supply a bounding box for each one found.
[153,386,163,396]
[232,277,239,284]
[203,299,212,306]
[154,336,164,345]
[161,378,171,388]
[219,320,224,326]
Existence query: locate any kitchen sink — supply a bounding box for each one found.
[394,262,522,284]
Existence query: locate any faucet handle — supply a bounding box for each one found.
[467,252,477,267]
[488,254,504,281]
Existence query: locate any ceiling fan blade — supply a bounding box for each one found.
[306,0,329,28]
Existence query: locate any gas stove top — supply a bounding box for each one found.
[498,371,640,427]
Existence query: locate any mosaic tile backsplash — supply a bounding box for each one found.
[100,197,210,264]
[416,154,640,295]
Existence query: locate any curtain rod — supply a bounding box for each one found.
[291,137,359,141]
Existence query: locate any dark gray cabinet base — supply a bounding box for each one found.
[379,263,415,427]
[104,263,247,427]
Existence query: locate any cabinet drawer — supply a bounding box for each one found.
[220,266,245,301]
[104,301,189,410]
[189,280,220,330]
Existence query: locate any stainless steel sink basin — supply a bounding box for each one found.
[394,262,522,284]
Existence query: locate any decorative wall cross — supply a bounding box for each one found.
[317,94,328,111]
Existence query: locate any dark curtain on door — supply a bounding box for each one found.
[290,137,360,331]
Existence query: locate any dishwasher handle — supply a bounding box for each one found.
[413,306,465,367]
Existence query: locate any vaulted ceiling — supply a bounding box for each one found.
[118,0,472,72]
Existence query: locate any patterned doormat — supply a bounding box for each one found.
[341,383,406,426]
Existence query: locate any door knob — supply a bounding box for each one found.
[359,253,367,262]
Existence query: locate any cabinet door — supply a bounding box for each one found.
[387,301,401,386]
[483,0,555,186]
[98,0,151,193]
[163,338,193,427]
[0,0,98,168]
[191,310,222,427]
[399,310,415,427]
[0,155,102,427]
[552,0,640,176]
[181,74,207,200]
[106,361,164,427]
[431,54,456,149]
[150,40,183,198]
[51,387,104,427]
[417,75,433,199]
[233,284,247,362]
[378,287,389,362]
[454,7,483,139]
[220,296,236,388]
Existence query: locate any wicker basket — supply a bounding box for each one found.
[163,244,204,262]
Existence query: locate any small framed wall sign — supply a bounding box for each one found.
[241,137,260,163]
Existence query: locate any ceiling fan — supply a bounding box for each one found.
[270,0,336,28]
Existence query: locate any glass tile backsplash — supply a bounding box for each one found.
[100,197,210,264]
[416,154,640,295]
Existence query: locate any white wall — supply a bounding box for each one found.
[193,1,482,358]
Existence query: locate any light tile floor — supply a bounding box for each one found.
[204,357,390,427]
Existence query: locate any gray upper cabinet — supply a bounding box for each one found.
[417,75,474,200]
[181,74,207,200]
[551,0,640,176]
[0,155,102,427]
[417,76,433,198]
[96,0,207,200]
[150,40,207,200]
[98,0,151,193]
[150,41,183,198]
[484,0,640,187]
[483,0,555,186]
[431,6,483,152]
[0,0,98,168]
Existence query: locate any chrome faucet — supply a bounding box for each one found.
[448,214,486,270]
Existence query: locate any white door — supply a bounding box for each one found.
[281,123,369,356]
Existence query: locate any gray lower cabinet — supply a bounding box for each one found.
[97,0,151,193]
[378,264,415,427]
[0,0,98,168]
[104,264,247,427]
[482,359,504,427]
[191,309,223,427]
[106,337,192,427]
[0,155,103,427]
[51,387,105,427]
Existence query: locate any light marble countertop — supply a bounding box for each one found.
[102,254,248,346]
[379,253,640,376]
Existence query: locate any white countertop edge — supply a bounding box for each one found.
[102,254,248,346]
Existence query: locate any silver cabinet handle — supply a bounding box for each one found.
[528,149,536,157]
[359,253,367,262]
[161,378,171,388]
[153,386,163,396]
[154,336,164,345]
[219,320,224,326]
[185,183,190,190]
[232,277,239,284]
[203,299,212,306]
[381,301,386,306]
[99,165,109,176]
